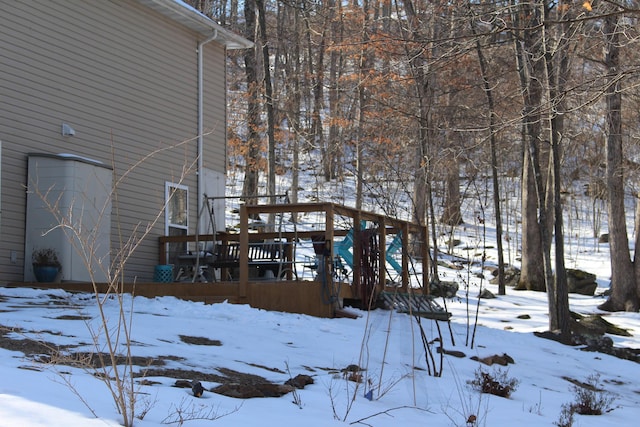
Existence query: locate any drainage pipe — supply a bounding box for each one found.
[197,30,218,234]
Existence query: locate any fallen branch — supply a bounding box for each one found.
[349,405,432,426]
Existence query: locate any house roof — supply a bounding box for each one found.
[136,0,253,50]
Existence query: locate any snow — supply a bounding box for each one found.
[3,162,640,426]
[1,265,639,426]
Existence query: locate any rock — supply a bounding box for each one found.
[470,353,514,366]
[212,383,262,399]
[537,323,639,362]
[517,314,531,319]
[212,382,294,399]
[598,233,609,243]
[575,333,640,362]
[576,314,631,337]
[534,330,572,344]
[430,280,459,298]
[576,334,614,349]
[489,266,520,287]
[479,288,496,299]
[342,364,361,373]
[174,379,193,389]
[566,269,598,296]
[257,383,295,397]
[573,316,606,336]
[485,266,499,277]
[285,374,314,389]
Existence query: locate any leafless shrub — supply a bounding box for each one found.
[468,367,519,398]
[442,365,489,427]
[555,373,615,426]
[161,397,241,426]
[136,393,158,421]
[32,137,199,426]
[284,361,303,409]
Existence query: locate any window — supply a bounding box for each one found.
[165,182,188,264]
[166,182,188,231]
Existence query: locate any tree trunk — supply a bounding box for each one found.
[471,13,505,295]
[255,0,277,230]
[599,11,638,312]
[523,2,555,330]
[545,0,572,340]
[403,0,439,283]
[305,3,329,182]
[355,0,372,211]
[241,0,260,203]
[512,0,546,292]
[325,0,340,181]
[280,2,303,222]
[517,151,546,291]
[633,195,640,304]
[441,157,463,226]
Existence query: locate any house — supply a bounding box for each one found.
[0,0,252,283]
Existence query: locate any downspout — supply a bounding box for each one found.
[197,30,218,234]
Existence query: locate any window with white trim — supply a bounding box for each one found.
[165,182,188,264]
[166,182,188,232]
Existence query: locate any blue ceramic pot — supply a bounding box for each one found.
[33,265,60,282]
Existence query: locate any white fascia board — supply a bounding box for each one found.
[136,0,253,50]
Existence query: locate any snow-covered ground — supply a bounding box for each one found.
[1,273,639,427]
[2,166,639,426]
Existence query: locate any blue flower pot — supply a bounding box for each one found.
[33,265,60,282]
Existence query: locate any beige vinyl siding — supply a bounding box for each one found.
[0,0,229,282]
[203,42,228,172]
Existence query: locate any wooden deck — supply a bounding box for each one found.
[6,279,355,318]
[11,202,433,319]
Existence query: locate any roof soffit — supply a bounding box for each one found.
[135,0,252,49]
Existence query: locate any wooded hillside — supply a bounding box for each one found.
[187,1,640,320]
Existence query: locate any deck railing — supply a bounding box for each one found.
[158,202,430,302]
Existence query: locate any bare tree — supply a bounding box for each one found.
[544,0,575,339]
[241,0,262,204]
[599,2,639,312]
[255,0,277,211]
[511,0,548,292]
[470,5,506,295]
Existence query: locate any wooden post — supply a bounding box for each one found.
[285,237,293,280]
[158,237,167,265]
[239,204,249,298]
[402,224,410,292]
[422,223,429,295]
[325,203,334,287]
[352,210,362,294]
[377,216,386,295]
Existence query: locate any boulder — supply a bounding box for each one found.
[566,269,598,296]
[489,266,520,287]
[285,374,314,389]
[212,382,294,399]
[430,280,459,298]
[574,314,631,337]
[479,288,496,299]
